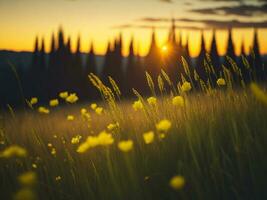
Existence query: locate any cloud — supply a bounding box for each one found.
[111,23,202,30]
[159,0,173,3]
[182,18,267,28]
[189,3,267,17]
[137,17,267,29]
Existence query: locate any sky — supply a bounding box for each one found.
[0,0,267,57]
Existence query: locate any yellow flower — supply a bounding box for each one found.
[38,106,50,114]
[159,133,166,139]
[67,115,74,121]
[30,97,38,105]
[0,145,27,158]
[169,175,185,190]
[181,81,192,92]
[118,140,133,152]
[18,171,37,186]
[97,131,114,146]
[147,97,157,106]
[51,148,56,155]
[143,131,155,144]
[172,96,184,107]
[77,131,114,153]
[66,93,78,103]
[49,99,59,107]
[59,91,68,99]
[76,142,90,153]
[80,108,87,115]
[32,163,37,169]
[55,176,62,181]
[71,135,82,144]
[14,188,36,200]
[90,103,97,110]
[95,107,103,115]
[107,122,119,131]
[133,100,143,111]
[156,119,172,132]
[250,83,267,105]
[47,143,52,147]
[217,78,226,86]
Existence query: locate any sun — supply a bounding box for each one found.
[161,45,168,53]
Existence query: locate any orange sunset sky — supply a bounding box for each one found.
[0,0,267,57]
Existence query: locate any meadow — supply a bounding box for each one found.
[1,68,267,200]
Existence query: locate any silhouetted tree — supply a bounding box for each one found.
[27,36,41,98]
[164,19,182,84]
[195,31,207,82]
[224,28,238,84]
[145,28,161,80]
[249,29,264,81]
[239,39,250,83]
[47,33,57,97]
[125,37,137,96]
[102,41,113,82]
[54,27,67,94]
[182,34,193,82]
[71,36,83,95]
[209,30,221,85]
[39,38,46,99]
[210,30,220,75]
[83,42,98,99]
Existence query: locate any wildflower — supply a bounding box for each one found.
[90,103,97,110]
[169,175,185,190]
[156,119,172,132]
[250,83,267,105]
[14,188,36,200]
[77,131,113,153]
[217,78,226,86]
[147,97,157,106]
[49,99,59,107]
[66,93,78,103]
[80,108,87,115]
[159,133,166,139]
[133,100,143,111]
[38,106,50,114]
[59,91,68,99]
[32,163,37,169]
[51,148,56,155]
[55,176,62,181]
[30,97,38,105]
[0,145,27,158]
[71,135,82,144]
[18,171,37,186]
[97,131,114,146]
[107,122,119,131]
[143,131,154,144]
[53,135,57,139]
[118,140,133,152]
[172,96,184,107]
[181,81,192,92]
[95,107,103,115]
[77,140,92,153]
[47,143,52,147]
[67,115,74,121]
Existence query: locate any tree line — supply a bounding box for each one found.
[0,21,266,107]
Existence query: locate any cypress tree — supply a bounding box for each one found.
[28,36,40,97]
[84,42,98,99]
[145,28,160,81]
[48,33,57,97]
[249,29,263,81]
[195,31,207,82]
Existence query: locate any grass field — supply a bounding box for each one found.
[1,72,267,200]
